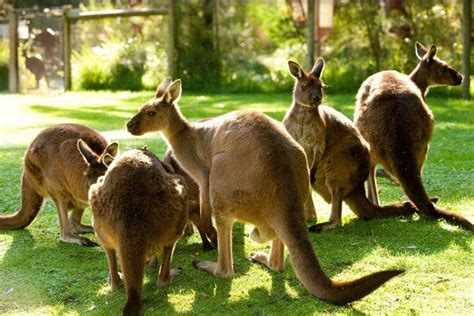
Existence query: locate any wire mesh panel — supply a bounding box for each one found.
[17,8,64,92]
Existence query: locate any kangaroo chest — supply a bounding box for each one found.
[284,108,326,159]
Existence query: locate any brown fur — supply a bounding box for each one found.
[126,78,403,305]
[86,148,188,315]
[0,124,117,246]
[163,149,214,250]
[283,59,416,232]
[354,42,472,231]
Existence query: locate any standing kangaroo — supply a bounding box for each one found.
[163,150,214,250]
[354,42,473,231]
[85,148,188,315]
[126,78,403,305]
[0,124,118,246]
[283,58,416,232]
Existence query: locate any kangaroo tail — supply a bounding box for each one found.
[393,155,473,231]
[276,217,403,304]
[345,183,416,219]
[0,172,44,229]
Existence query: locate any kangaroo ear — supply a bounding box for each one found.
[427,45,437,61]
[288,60,304,79]
[311,57,325,78]
[415,42,428,60]
[155,77,173,98]
[104,142,119,157]
[164,79,182,104]
[77,139,97,165]
[102,153,114,168]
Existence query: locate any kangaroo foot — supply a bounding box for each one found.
[60,233,98,247]
[157,267,182,288]
[246,252,284,272]
[70,221,94,234]
[430,196,439,204]
[308,221,341,233]
[192,260,233,278]
[202,238,215,251]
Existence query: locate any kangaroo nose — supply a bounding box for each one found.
[310,95,320,103]
[127,120,136,130]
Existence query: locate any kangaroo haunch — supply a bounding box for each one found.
[0,123,118,246]
[284,58,417,232]
[354,42,473,232]
[126,77,403,305]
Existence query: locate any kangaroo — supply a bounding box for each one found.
[126,78,403,305]
[283,58,416,232]
[85,148,188,315]
[0,124,118,246]
[163,150,214,250]
[354,42,473,231]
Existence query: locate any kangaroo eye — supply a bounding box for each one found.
[147,111,157,117]
[301,83,308,90]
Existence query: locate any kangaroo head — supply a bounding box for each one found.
[77,139,119,186]
[415,42,463,86]
[288,58,325,108]
[127,78,182,136]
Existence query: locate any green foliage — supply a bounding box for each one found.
[73,40,146,91]
[0,92,472,314]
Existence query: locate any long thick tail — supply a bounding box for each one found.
[0,173,44,229]
[345,184,416,219]
[276,218,403,304]
[393,155,473,231]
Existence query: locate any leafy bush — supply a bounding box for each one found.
[73,40,146,91]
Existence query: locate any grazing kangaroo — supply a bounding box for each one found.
[0,124,118,246]
[283,59,416,232]
[126,78,403,305]
[354,42,473,231]
[85,148,188,316]
[163,150,214,250]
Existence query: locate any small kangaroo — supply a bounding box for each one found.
[283,58,416,232]
[354,42,473,231]
[126,78,403,305]
[163,150,214,250]
[0,124,118,246]
[85,148,188,315]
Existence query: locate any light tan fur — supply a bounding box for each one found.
[283,59,416,232]
[126,78,403,305]
[0,124,117,246]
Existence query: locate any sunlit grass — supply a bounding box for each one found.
[0,91,472,315]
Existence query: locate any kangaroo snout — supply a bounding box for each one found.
[126,119,140,135]
[453,74,463,86]
[310,94,321,104]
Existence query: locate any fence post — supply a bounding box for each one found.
[8,5,19,93]
[462,0,471,100]
[63,7,72,91]
[167,0,176,78]
[306,0,315,69]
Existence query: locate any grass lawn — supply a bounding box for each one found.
[0,91,472,315]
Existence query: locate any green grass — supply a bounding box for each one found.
[0,91,472,315]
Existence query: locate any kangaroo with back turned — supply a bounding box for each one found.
[283,58,416,232]
[0,124,118,246]
[126,77,403,305]
[354,42,473,231]
[84,147,188,315]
